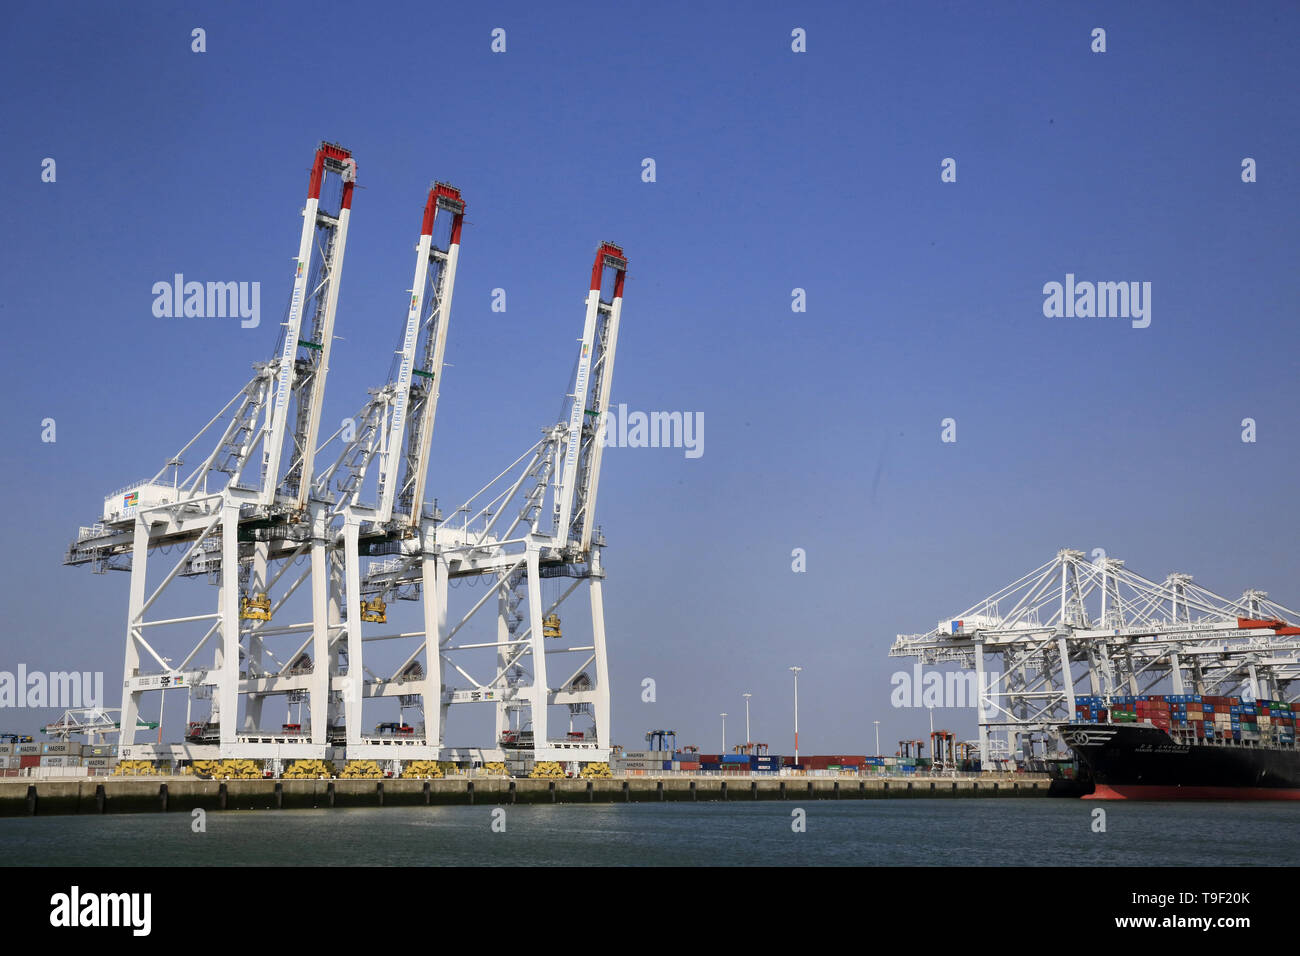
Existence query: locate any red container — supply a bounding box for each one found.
[18,755,40,769]
[678,762,700,771]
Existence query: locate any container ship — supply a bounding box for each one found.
[1060,694,1300,799]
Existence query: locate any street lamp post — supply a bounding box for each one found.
[743,693,752,746]
[721,713,727,754]
[874,720,880,758]
[790,666,802,763]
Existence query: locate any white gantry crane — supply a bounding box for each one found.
[890,549,1300,769]
[64,148,627,774]
[362,242,628,769]
[310,182,466,760]
[65,143,359,763]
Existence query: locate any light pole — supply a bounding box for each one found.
[874,720,881,758]
[790,666,802,763]
[720,713,727,754]
[743,693,752,746]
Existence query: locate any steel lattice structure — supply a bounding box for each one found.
[890,549,1300,768]
[64,143,626,772]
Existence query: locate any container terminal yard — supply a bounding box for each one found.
[14,143,1300,810]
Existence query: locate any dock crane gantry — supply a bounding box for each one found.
[64,143,359,762]
[362,242,628,768]
[890,549,1300,770]
[64,147,628,775]
[310,181,466,759]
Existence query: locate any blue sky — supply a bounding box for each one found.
[2,1,1298,755]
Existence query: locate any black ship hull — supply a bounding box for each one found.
[1060,722,1300,800]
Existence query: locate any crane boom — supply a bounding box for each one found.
[386,183,464,525]
[554,243,626,550]
[258,142,356,508]
[311,182,464,524]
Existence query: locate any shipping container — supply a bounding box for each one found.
[41,742,82,755]
[17,743,40,756]
[18,755,40,768]
[678,761,700,771]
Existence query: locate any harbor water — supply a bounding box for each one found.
[2,799,1297,867]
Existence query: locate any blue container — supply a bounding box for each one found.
[722,754,749,763]
[663,761,673,770]
[700,762,721,771]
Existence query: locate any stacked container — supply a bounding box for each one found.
[1073,696,1109,721]
[17,742,41,769]
[1072,694,1299,747]
[751,754,781,773]
[621,750,670,772]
